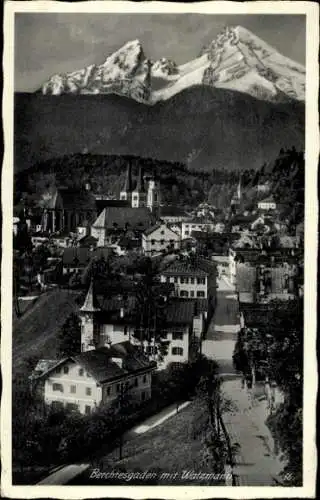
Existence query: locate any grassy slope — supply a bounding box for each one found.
[86,400,223,485]
[12,288,81,379]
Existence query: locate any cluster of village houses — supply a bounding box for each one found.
[14,164,304,415]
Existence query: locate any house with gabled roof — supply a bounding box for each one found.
[91,206,154,246]
[142,222,180,255]
[30,342,156,415]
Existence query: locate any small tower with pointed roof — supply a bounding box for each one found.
[147,175,161,214]
[120,163,133,204]
[132,166,147,208]
[79,278,101,352]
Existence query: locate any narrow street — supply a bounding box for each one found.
[202,274,240,376]
[202,275,283,485]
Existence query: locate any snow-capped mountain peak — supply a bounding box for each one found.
[41,27,305,104]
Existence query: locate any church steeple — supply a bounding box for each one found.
[122,163,133,193]
[120,163,133,202]
[79,278,101,351]
[131,165,147,208]
[80,278,100,312]
[136,166,145,192]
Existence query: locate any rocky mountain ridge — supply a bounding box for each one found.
[41,26,305,104]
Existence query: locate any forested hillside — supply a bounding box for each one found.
[14,153,237,209]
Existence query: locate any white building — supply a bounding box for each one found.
[160,261,208,299]
[181,219,215,239]
[258,196,277,211]
[142,223,180,255]
[31,344,155,415]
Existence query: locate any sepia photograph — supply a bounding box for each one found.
[1,1,318,498]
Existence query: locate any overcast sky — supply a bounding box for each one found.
[15,13,306,91]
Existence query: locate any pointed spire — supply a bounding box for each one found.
[80,278,100,312]
[135,166,145,192]
[122,163,133,193]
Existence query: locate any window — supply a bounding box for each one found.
[86,387,92,396]
[197,277,206,285]
[116,383,121,393]
[134,378,138,387]
[63,366,69,374]
[160,240,165,245]
[66,403,78,412]
[143,374,147,384]
[172,331,184,340]
[55,367,61,374]
[180,290,189,297]
[161,230,165,235]
[52,383,63,393]
[174,277,178,283]
[190,278,195,284]
[141,391,146,401]
[70,385,76,394]
[85,405,91,415]
[172,347,184,356]
[124,325,128,336]
[190,291,195,297]
[185,231,189,236]
[180,277,185,284]
[106,386,111,396]
[185,225,189,228]
[52,401,64,411]
[197,291,205,298]
[79,368,84,376]
[151,239,155,245]
[133,195,138,200]
[166,277,170,283]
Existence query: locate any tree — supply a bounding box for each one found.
[232,298,303,484]
[58,313,81,357]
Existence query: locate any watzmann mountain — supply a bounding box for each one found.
[41,26,305,104]
[16,26,305,174]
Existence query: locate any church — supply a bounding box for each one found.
[119,163,161,212]
[90,164,161,246]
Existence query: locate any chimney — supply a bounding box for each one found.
[120,307,124,318]
[111,357,123,369]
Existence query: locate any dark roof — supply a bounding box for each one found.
[96,199,130,214]
[34,343,155,384]
[240,303,274,327]
[164,299,195,325]
[74,344,155,383]
[78,235,98,246]
[259,195,276,204]
[143,223,163,236]
[62,247,110,267]
[93,207,154,231]
[160,206,188,217]
[162,261,208,277]
[195,298,209,314]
